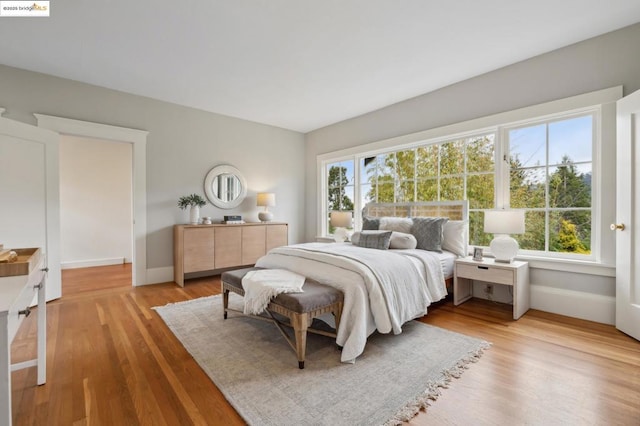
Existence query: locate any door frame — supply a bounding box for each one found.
[35,114,149,287]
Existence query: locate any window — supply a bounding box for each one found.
[326,160,355,233]
[507,114,593,255]
[359,134,495,245]
[318,88,612,263]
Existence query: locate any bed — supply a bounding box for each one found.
[255,201,468,363]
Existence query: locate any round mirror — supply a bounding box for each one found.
[204,165,247,209]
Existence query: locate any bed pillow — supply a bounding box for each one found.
[442,220,467,257]
[351,230,392,250]
[362,216,380,230]
[389,232,418,249]
[379,217,413,234]
[411,217,449,252]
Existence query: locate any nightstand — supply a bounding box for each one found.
[454,257,530,319]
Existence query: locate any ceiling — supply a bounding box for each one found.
[1,1,640,133]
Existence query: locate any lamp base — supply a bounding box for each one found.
[490,235,519,263]
[333,227,349,243]
[258,211,273,222]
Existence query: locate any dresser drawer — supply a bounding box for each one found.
[456,263,514,285]
[6,267,42,342]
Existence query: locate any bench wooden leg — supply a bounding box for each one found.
[291,313,309,369]
[222,288,229,320]
[333,302,343,332]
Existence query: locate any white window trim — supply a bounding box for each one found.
[498,107,600,262]
[317,87,621,276]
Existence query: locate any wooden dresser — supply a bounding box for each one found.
[173,222,288,286]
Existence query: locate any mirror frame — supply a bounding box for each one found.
[203,164,248,209]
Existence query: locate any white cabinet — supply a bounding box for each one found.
[0,248,47,426]
[454,257,530,320]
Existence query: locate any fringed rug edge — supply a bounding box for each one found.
[382,341,492,426]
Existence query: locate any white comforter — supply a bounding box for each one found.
[255,242,447,363]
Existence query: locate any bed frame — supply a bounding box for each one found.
[362,200,468,222]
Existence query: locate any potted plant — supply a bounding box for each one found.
[178,194,207,224]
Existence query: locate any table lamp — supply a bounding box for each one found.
[330,211,352,243]
[257,192,275,222]
[484,210,525,263]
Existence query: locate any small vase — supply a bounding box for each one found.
[189,205,200,225]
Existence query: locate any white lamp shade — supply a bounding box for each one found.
[484,210,525,235]
[256,192,276,207]
[330,211,352,228]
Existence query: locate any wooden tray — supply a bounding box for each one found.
[0,247,41,277]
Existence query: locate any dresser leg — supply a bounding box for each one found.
[37,277,46,385]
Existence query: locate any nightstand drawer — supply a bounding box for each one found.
[456,263,514,285]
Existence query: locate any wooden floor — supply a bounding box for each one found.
[11,264,640,425]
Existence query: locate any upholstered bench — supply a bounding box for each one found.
[221,267,344,369]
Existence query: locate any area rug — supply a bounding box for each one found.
[154,294,490,426]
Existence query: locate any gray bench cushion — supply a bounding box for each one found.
[221,267,343,313]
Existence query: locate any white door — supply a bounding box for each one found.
[615,90,640,341]
[0,116,61,301]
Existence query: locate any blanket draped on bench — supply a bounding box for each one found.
[241,268,305,315]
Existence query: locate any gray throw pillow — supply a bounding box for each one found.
[353,230,392,250]
[362,216,380,230]
[411,217,449,252]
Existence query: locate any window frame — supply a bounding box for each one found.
[316,86,620,272]
[498,108,600,262]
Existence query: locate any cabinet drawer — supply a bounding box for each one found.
[456,263,514,285]
[7,268,42,342]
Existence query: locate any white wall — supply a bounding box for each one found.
[0,64,306,284]
[0,133,46,249]
[59,135,132,269]
[304,23,640,324]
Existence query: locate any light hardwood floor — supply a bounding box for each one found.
[11,264,640,425]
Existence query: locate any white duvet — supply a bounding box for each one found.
[255,242,447,363]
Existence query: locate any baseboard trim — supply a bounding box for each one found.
[530,284,615,325]
[61,257,124,270]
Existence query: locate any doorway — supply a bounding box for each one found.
[36,114,148,288]
[59,135,133,288]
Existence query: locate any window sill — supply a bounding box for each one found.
[510,255,614,277]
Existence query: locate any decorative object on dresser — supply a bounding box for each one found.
[203,164,248,209]
[173,222,288,287]
[329,210,352,242]
[256,192,275,222]
[154,293,490,426]
[222,215,244,224]
[0,249,18,263]
[177,193,207,225]
[484,209,525,263]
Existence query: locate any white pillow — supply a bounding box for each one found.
[442,220,467,257]
[389,232,417,249]
[379,217,413,234]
